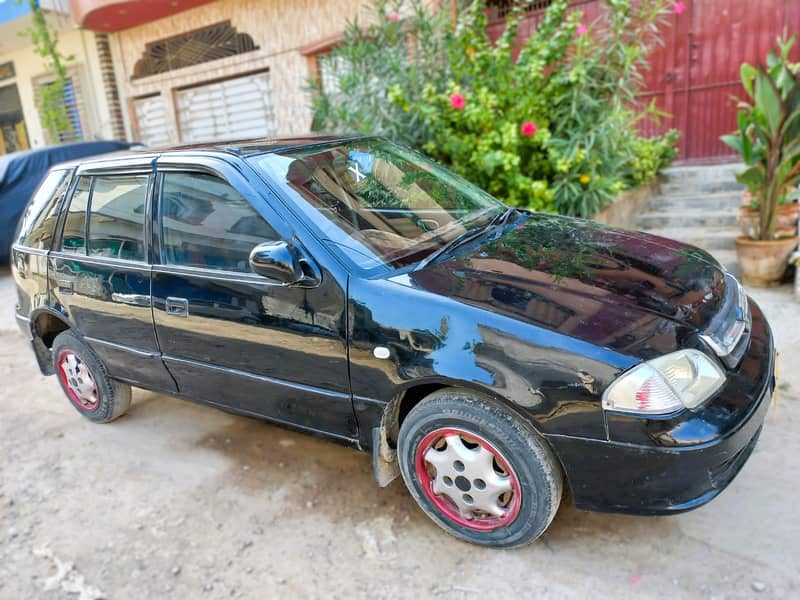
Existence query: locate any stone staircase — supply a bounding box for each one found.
[635,163,744,274]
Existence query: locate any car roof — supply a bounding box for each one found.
[49,134,370,171]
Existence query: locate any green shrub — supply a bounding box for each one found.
[312,0,679,218]
[626,130,680,186]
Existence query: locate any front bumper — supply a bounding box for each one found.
[548,301,775,515]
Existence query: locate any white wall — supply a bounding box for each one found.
[0,13,116,149]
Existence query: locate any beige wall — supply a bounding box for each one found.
[0,13,115,150]
[111,0,371,143]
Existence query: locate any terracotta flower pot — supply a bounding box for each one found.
[738,202,800,239]
[734,235,799,287]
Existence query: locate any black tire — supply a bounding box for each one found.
[52,331,131,423]
[398,388,563,548]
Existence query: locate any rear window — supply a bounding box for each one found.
[15,169,71,250]
[88,175,148,261]
[61,176,91,254]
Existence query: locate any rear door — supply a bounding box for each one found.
[49,161,176,392]
[150,156,355,439]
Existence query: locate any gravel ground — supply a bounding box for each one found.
[1,266,798,599]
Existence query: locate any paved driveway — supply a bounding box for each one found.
[1,266,798,599]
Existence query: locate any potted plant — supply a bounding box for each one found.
[738,188,800,239]
[722,35,800,287]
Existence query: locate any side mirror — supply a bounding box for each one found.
[249,241,320,286]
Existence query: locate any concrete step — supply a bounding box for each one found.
[660,179,745,196]
[635,209,738,229]
[645,191,743,212]
[639,226,738,250]
[661,163,744,184]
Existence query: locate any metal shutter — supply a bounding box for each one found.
[133,95,170,147]
[176,71,277,144]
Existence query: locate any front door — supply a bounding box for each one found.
[49,170,176,392]
[150,163,355,439]
[0,83,29,154]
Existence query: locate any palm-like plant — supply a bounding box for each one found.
[722,36,800,240]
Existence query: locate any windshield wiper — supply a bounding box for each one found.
[486,206,519,230]
[415,206,518,271]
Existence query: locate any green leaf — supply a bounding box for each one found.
[740,63,756,97]
[754,67,785,134]
[737,166,766,189]
[720,133,743,154]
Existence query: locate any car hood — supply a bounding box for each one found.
[409,212,726,355]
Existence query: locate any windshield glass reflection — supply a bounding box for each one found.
[251,139,504,275]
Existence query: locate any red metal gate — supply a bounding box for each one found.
[641,0,800,161]
[489,0,800,162]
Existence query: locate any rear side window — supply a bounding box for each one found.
[88,175,148,261]
[159,172,277,273]
[61,176,91,254]
[15,169,71,250]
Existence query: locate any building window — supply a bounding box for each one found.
[487,1,552,19]
[316,52,349,98]
[131,94,170,147]
[175,71,276,144]
[36,75,86,144]
[299,34,349,99]
[133,21,259,79]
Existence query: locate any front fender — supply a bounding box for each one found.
[348,277,635,442]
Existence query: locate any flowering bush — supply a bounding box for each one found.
[312,0,679,217]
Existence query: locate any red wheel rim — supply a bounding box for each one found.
[414,427,522,531]
[56,350,100,412]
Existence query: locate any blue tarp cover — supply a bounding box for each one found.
[1,140,132,261]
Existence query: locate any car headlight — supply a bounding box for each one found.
[602,350,726,415]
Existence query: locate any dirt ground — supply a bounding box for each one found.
[1,266,798,600]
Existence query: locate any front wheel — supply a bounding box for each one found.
[397,389,563,548]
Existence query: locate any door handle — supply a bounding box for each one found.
[165,297,189,317]
[56,279,74,294]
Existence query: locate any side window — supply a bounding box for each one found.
[88,175,148,261]
[61,176,91,254]
[160,172,278,273]
[16,169,71,249]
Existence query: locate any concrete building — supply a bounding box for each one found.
[0,0,124,155]
[70,0,372,147]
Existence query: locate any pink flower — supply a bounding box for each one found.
[387,11,400,22]
[673,1,686,14]
[576,23,588,36]
[520,121,537,137]
[450,93,466,110]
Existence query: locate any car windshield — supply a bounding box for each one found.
[249,138,505,275]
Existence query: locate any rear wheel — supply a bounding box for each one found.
[397,388,562,547]
[52,331,131,423]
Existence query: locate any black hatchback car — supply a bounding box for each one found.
[11,136,775,547]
